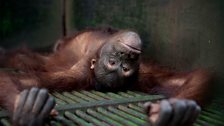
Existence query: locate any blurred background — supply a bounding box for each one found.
[0,0,224,90]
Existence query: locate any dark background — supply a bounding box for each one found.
[0,0,224,87]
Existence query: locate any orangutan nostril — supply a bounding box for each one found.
[122,66,129,72]
[109,59,116,65]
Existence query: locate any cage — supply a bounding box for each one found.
[0,0,224,125]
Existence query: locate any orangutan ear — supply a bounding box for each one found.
[90,59,96,69]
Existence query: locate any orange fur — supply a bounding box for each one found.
[0,27,211,112]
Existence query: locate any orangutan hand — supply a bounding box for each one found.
[144,99,201,126]
[13,88,56,126]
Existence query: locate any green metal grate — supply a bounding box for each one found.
[0,91,223,126]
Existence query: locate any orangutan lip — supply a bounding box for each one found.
[120,42,141,54]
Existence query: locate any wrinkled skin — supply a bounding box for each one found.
[93,42,140,90]
[13,88,55,126]
[144,99,201,126]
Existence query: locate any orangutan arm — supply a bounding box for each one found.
[137,63,211,126]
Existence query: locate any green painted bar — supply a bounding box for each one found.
[195,119,210,125]
[55,95,164,112]
[53,115,77,126]
[91,91,112,99]
[97,107,138,126]
[0,91,223,126]
[117,105,147,119]
[50,94,67,105]
[201,111,224,121]
[72,91,97,102]
[126,91,143,97]
[80,91,105,100]
[207,104,223,109]
[53,93,76,104]
[75,110,109,126]
[137,103,144,107]
[198,115,224,125]
[128,104,145,113]
[64,111,93,126]
[107,106,148,126]
[193,123,201,126]
[54,98,67,105]
[50,121,62,126]
[205,108,224,116]
[0,111,10,118]
[107,92,123,99]
[61,93,79,103]
[87,109,124,126]
[118,92,135,98]
[0,119,11,126]
[63,92,87,103]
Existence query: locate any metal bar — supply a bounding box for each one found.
[64,111,93,126]
[126,91,143,97]
[137,103,144,107]
[0,90,223,126]
[55,95,164,112]
[90,91,112,99]
[55,98,67,105]
[0,119,11,126]
[107,106,148,126]
[118,92,135,98]
[53,115,77,126]
[75,110,109,126]
[86,109,124,126]
[0,111,9,118]
[193,123,201,126]
[204,108,224,116]
[117,105,147,119]
[128,104,145,113]
[72,91,97,102]
[50,121,63,126]
[80,91,105,100]
[107,92,123,99]
[201,111,224,121]
[195,119,210,125]
[97,107,138,126]
[52,93,77,104]
[50,94,67,105]
[63,92,88,103]
[198,114,224,125]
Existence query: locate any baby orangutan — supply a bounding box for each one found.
[0,28,211,126]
